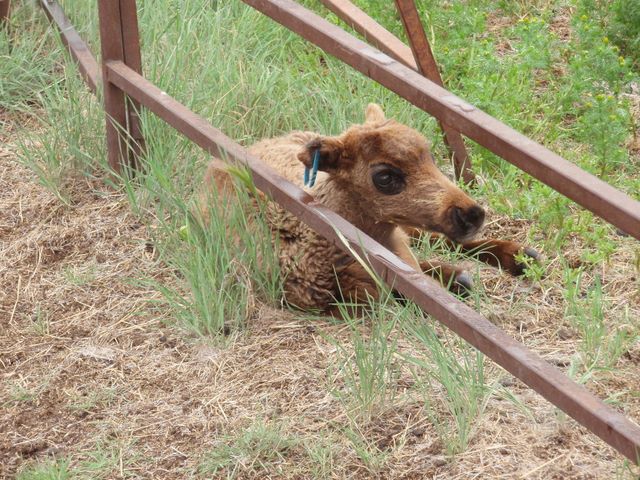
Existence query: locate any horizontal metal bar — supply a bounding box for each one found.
[105,60,640,464]
[243,0,640,241]
[39,0,100,93]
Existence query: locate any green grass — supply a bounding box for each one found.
[16,458,72,480]
[402,311,492,456]
[151,172,282,339]
[198,420,300,478]
[565,270,638,379]
[16,441,137,480]
[3,0,639,475]
[327,292,402,423]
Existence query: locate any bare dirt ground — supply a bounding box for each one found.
[1,113,640,479]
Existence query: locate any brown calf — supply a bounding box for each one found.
[200,104,538,312]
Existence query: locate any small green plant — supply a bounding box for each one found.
[564,270,637,377]
[16,458,71,480]
[304,436,338,480]
[67,387,117,413]
[402,313,491,456]
[199,420,298,477]
[342,424,389,474]
[328,295,401,423]
[31,304,51,336]
[515,249,546,281]
[576,93,630,178]
[61,263,98,286]
[4,381,38,406]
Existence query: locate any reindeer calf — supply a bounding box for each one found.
[200,104,537,313]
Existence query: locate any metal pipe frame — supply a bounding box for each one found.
[393,0,474,183]
[97,0,144,172]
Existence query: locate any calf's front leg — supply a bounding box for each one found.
[389,227,473,295]
[404,228,539,276]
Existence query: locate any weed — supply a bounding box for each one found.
[5,381,38,406]
[342,424,389,474]
[564,270,638,376]
[30,304,50,336]
[327,296,401,423]
[304,437,338,479]
[150,169,281,339]
[402,313,492,456]
[198,420,298,477]
[67,387,117,413]
[16,458,71,480]
[61,263,98,287]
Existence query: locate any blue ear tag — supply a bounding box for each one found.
[304,149,321,187]
[303,165,310,186]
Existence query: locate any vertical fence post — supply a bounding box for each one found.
[0,0,10,24]
[394,0,475,184]
[97,0,144,173]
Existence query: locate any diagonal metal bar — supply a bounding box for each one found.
[320,0,474,183]
[242,0,640,241]
[393,0,473,183]
[105,59,640,464]
[39,0,100,93]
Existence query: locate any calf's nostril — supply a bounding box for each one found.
[451,205,485,235]
[467,205,485,228]
[452,207,466,230]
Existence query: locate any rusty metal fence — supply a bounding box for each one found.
[10,0,640,465]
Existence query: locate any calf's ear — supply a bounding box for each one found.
[297,136,352,173]
[365,103,386,123]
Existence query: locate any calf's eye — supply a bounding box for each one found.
[375,173,393,186]
[371,165,406,195]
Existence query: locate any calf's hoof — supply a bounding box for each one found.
[450,270,473,296]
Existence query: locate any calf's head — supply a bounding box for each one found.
[297,104,484,242]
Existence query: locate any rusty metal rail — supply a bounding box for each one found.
[243,0,640,241]
[39,0,100,93]
[19,0,640,466]
[98,0,145,171]
[104,59,640,464]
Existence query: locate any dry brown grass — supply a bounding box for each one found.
[2,111,639,479]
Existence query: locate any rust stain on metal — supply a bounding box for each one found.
[106,60,640,464]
